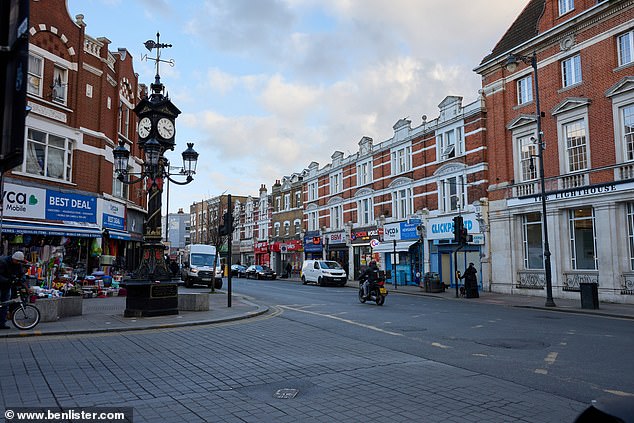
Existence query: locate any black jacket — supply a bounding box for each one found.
[360,264,379,283]
[0,256,24,287]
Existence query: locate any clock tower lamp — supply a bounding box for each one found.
[113,33,198,317]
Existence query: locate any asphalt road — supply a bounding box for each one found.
[1,277,632,423]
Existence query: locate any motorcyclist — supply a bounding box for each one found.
[359,260,379,299]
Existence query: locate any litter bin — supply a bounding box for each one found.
[579,282,599,309]
[424,272,442,293]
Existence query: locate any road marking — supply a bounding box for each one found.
[472,324,484,328]
[431,342,451,349]
[472,353,488,357]
[279,305,402,336]
[535,351,558,375]
[603,389,634,397]
[544,352,558,365]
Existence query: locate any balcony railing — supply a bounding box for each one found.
[561,173,587,189]
[511,162,634,199]
[618,163,634,180]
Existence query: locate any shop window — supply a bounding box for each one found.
[522,212,543,269]
[569,207,597,270]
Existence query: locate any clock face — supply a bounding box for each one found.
[157,118,175,139]
[138,117,152,138]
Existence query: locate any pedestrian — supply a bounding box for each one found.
[0,251,28,329]
[459,262,479,298]
[285,262,292,279]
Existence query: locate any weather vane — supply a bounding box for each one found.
[141,32,175,95]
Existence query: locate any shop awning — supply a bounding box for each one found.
[372,240,418,253]
[1,220,102,238]
[107,229,131,240]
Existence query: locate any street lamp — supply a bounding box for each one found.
[505,51,556,307]
[113,138,198,282]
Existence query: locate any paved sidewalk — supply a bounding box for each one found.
[0,289,267,338]
[2,278,632,338]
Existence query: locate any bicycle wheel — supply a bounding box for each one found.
[12,304,40,330]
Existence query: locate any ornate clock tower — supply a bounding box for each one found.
[121,33,193,317]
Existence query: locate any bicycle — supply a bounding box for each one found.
[1,283,40,330]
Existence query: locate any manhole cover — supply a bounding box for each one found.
[273,388,299,399]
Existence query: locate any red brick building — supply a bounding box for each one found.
[303,96,488,286]
[2,0,145,273]
[475,0,634,302]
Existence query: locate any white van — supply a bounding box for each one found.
[301,260,347,286]
[181,244,223,289]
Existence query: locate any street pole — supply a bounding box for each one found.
[227,194,233,308]
[531,53,556,308]
[393,239,397,290]
[506,51,556,308]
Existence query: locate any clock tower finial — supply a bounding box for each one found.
[143,32,174,101]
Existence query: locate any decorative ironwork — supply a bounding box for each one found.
[562,271,599,291]
[517,271,545,289]
[621,272,634,295]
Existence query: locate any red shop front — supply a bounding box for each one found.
[254,241,270,266]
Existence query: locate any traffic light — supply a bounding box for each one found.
[0,0,29,172]
[453,216,463,243]
[219,211,234,237]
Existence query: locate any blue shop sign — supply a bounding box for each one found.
[400,222,420,240]
[304,231,323,253]
[46,190,97,223]
[384,221,420,241]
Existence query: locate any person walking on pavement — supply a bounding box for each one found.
[285,262,293,279]
[359,260,379,299]
[459,262,479,298]
[0,251,28,329]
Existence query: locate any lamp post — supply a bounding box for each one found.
[506,51,556,307]
[113,139,198,277]
[113,139,197,316]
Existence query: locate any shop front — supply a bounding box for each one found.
[373,220,422,286]
[351,226,382,280]
[303,230,323,260]
[240,239,254,266]
[325,231,349,279]
[99,198,132,276]
[271,239,303,277]
[1,181,102,283]
[426,213,483,290]
[254,241,270,266]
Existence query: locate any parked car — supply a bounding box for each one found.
[245,265,277,280]
[231,264,247,278]
[301,260,347,286]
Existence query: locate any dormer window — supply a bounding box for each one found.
[558,0,574,15]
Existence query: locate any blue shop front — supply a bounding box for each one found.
[426,213,484,291]
[372,220,422,286]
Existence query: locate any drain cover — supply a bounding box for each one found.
[273,388,299,399]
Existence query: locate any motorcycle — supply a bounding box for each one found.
[358,273,388,306]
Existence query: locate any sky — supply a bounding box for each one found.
[66,0,529,214]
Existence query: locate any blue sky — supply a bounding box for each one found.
[67,0,529,213]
